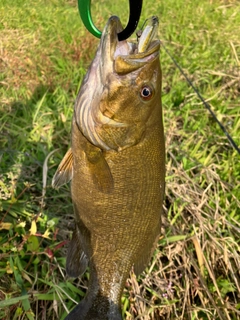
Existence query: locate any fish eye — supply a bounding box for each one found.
[140,85,154,101]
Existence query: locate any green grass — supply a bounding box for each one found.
[0,0,240,319]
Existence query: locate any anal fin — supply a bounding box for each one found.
[66,226,88,278]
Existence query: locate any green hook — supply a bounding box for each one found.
[78,0,101,39]
[77,0,143,41]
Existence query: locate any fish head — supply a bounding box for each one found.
[76,16,161,151]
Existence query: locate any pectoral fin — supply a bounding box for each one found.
[85,143,114,193]
[52,148,73,189]
[66,226,88,278]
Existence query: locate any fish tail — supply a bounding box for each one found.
[65,292,122,320]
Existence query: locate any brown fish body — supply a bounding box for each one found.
[53,16,165,320]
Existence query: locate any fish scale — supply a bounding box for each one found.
[69,125,163,317]
[53,15,165,319]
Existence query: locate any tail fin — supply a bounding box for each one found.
[65,293,122,320]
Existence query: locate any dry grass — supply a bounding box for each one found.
[122,126,240,319]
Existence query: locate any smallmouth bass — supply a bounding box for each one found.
[53,15,165,320]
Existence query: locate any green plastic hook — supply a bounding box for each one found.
[77,0,102,39]
[77,0,143,41]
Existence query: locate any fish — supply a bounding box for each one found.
[52,15,165,320]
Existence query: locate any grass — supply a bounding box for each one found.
[0,0,239,319]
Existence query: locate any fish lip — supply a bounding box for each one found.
[100,16,160,68]
[99,16,124,63]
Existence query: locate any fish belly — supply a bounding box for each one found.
[69,121,164,318]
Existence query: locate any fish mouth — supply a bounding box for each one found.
[100,15,160,75]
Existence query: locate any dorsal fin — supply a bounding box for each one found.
[52,148,73,189]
